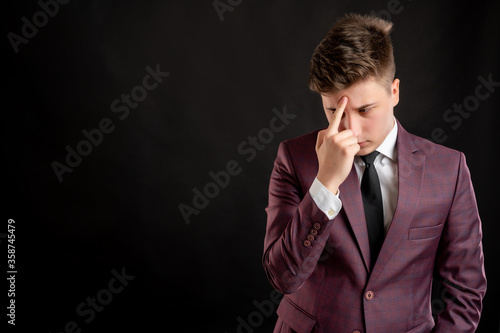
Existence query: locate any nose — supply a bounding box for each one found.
[342,112,361,138]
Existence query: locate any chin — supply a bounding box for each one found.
[357,146,374,156]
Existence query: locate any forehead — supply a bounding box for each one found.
[321,79,388,105]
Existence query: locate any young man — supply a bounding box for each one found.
[263,13,486,333]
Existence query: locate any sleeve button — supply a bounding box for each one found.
[303,240,311,247]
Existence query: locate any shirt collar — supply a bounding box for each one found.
[375,117,398,162]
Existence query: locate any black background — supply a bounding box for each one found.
[3,0,499,332]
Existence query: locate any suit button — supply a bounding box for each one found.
[365,291,374,300]
[313,222,321,230]
[307,234,315,241]
[303,240,311,247]
[310,228,318,236]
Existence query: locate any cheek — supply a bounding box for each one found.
[370,112,393,139]
[360,117,374,133]
[361,115,383,138]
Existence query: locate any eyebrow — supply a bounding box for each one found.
[326,103,376,111]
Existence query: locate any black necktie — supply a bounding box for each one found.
[360,151,384,268]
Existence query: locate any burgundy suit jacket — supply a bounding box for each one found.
[263,120,486,333]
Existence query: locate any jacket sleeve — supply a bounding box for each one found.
[262,141,335,294]
[432,152,487,332]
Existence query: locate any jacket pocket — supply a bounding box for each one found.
[406,317,434,332]
[276,296,317,333]
[408,224,443,240]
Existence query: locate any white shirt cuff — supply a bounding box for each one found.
[309,178,342,220]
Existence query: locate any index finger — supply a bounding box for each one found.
[327,96,347,135]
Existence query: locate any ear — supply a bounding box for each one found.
[392,79,400,107]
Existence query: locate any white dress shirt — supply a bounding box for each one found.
[309,120,399,234]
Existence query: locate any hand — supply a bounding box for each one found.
[315,97,360,194]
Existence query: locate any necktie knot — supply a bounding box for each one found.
[361,151,380,165]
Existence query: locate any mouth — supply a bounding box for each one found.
[358,141,368,147]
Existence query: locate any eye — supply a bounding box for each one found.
[329,110,345,118]
[360,108,372,113]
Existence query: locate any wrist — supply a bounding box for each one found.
[316,175,339,195]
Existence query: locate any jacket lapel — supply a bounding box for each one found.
[369,122,426,283]
[340,166,371,272]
